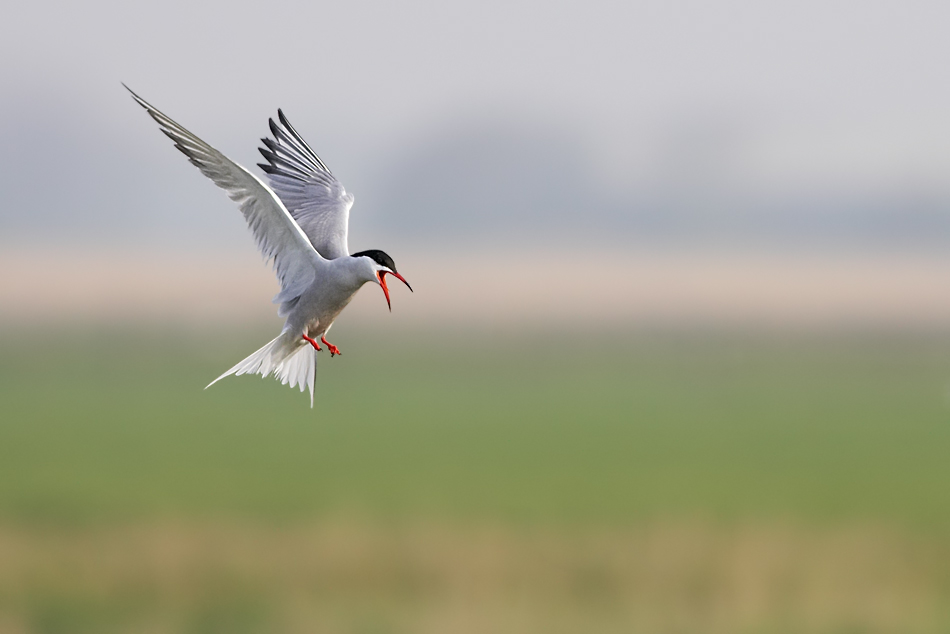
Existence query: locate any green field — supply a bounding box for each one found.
[2,327,950,632]
[3,327,950,525]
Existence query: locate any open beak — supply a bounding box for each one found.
[378,271,413,311]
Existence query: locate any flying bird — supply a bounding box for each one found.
[125,85,412,406]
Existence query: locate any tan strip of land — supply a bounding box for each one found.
[4,247,950,328]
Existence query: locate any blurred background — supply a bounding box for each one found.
[3,1,950,632]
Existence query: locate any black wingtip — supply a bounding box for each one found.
[122,82,142,100]
[277,110,300,139]
[122,82,139,101]
[122,83,152,113]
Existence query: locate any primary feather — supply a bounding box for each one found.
[124,85,323,302]
[257,110,354,260]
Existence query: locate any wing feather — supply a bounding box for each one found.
[125,85,321,304]
[257,110,353,259]
[277,109,330,172]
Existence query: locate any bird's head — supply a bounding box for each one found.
[352,249,412,311]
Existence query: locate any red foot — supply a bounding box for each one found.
[321,336,342,357]
[302,334,322,351]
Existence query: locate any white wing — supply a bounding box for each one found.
[126,86,321,305]
[257,110,354,260]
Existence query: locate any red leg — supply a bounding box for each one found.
[321,335,342,357]
[302,334,322,351]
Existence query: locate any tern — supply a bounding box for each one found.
[126,86,412,406]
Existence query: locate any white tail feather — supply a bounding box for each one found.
[206,333,316,407]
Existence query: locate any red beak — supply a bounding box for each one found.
[378,271,412,311]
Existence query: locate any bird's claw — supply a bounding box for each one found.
[321,336,342,357]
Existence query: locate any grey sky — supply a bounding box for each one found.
[2,0,950,249]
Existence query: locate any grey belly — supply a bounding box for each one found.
[284,286,359,337]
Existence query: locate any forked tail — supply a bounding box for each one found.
[206,332,316,406]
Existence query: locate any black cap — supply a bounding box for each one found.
[352,249,397,272]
